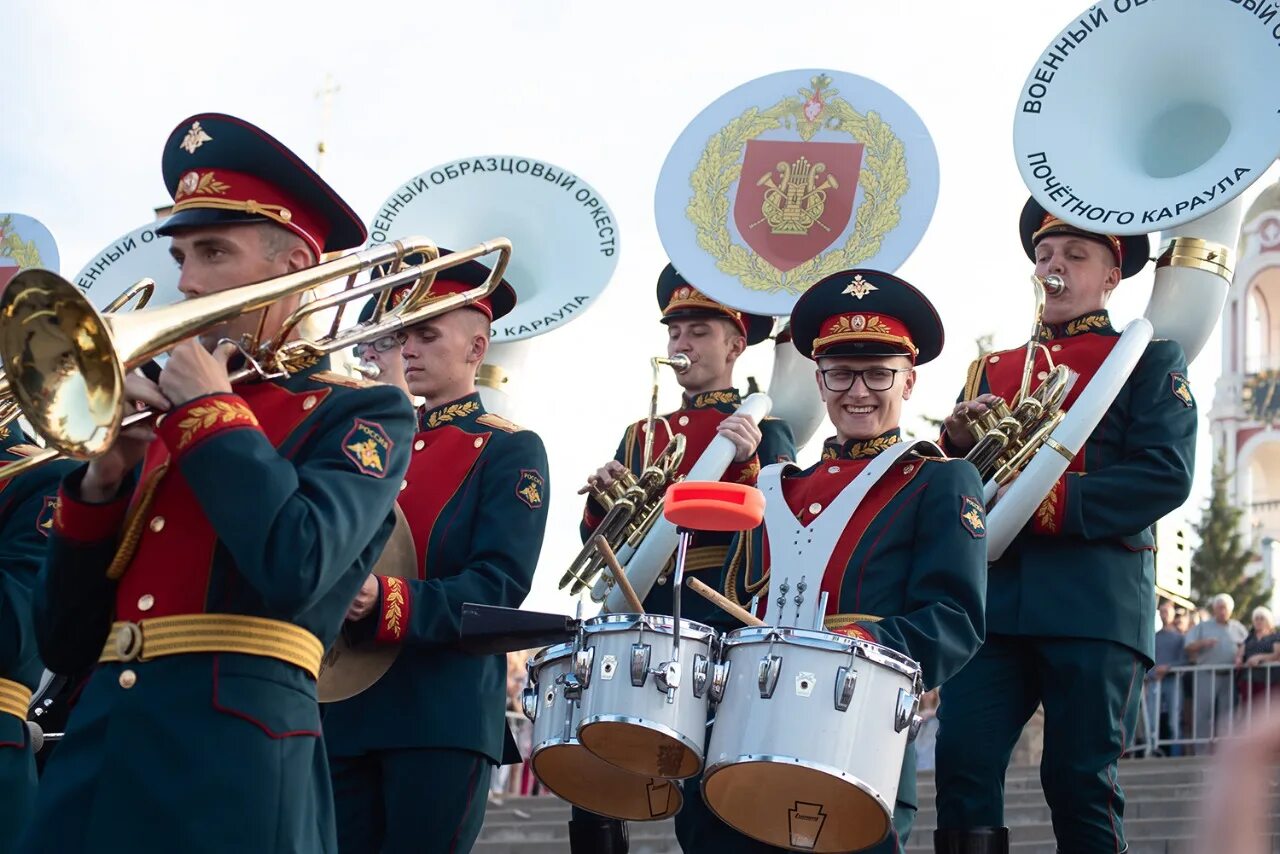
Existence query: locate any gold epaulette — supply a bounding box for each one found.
[962,356,986,402]
[476,413,523,433]
[311,370,379,389]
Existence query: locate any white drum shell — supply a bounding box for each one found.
[576,615,717,779]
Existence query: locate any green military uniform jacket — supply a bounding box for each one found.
[581,388,795,623]
[323,392,550,765]
[22,361,414,854]
[944,311,1197,663]
[0,429,75,849]
[723,430,988,811]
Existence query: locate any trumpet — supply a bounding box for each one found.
[0,279,157,481]
[560,354,690,596]
[963,274,1076,490]
[0,237,511,461]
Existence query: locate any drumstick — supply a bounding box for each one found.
[688,578,765,627]
[594,536,645,613]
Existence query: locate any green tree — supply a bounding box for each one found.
[1189,452,1268,618]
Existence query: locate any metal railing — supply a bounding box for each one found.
[1135,661,1280,757]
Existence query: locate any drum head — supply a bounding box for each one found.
[704,759,890,852]
[578,719,702,779]
[531,742,682,821]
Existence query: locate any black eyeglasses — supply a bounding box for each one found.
[352,332,407,357]
[818,367,910,392]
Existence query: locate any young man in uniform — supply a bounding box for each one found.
[933,199,1197,854]
[678,269,989,854]
[20,113,415,853]
[570,264,796,853]
[322,257,551,854]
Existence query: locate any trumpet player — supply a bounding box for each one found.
[322,255,551,854]
[678,269,988,854]
[570,264,795,853]
[18,114,415,854]
[933,200,1197,854]
[0,426,75,846]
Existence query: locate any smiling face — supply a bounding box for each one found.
[1033,234,1122,325]
[664,316,745,395]
[814,353,915,443]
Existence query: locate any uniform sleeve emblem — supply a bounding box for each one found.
[36,496,57,537]
[343,419,393,478]
[516,469,545,509]
[1170,372,1194,408]
[960,495,986,539]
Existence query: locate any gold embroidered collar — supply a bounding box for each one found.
[420,394,483,431]
[1038,311,1115,341]
[822,430,901,461]
[685,388,742,411]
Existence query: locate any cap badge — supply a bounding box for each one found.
[850,314,867,332]
[842,275,877,300]
[180,121,213,154]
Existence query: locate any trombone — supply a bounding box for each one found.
[0,237,511,464]
[0,279,156,480]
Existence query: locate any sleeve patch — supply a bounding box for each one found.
[1170,372,1194,408]
[36,495,56,538]
[343,419,394,478]
[960,495,987,539]
[516,469,545,509]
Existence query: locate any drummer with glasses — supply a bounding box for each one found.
[352,276,412,397]
[677,269,988,854]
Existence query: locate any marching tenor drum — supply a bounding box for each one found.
[703,626,923,853]
[524,643,682,821]
[575,614,717,780]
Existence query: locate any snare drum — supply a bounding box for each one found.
[575,614,717,779]
[524,643,681,821]
[702,626,923,853]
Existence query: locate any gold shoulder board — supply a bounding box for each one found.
[476,413,523,433]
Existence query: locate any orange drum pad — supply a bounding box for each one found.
[664,481,765,532]
[704,760,890,852]
[531,742,682,821]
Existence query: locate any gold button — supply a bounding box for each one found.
[1051,344,1063,352]
[808,502,822,514]
[302,395,317,410]
[678,416,690,427]
[1037,371,1048,381]
[827,465,841,474]
[119,670,137,689]
[989,355,1000,363]
[414,439,425,451]
[474,437,483,448]
[149,516,165,533]
[400,480,408,491]
[137,594,154,612]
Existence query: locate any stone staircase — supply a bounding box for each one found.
[475,756,1271,853]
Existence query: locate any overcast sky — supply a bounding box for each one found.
[5,0,1276,614]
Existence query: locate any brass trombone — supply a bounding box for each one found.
[963,274,1076,489]
[0,237,511,463]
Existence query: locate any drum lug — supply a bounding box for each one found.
[520,685,538,722]
[709,660,731,703]
[907,713,924,743]
[834,665,857,712]
[895,686,919,733]
[630,643,652,687]
[574,646,595,689]
[563,672,583,702]
[655,659,681,699]
[758,654,782,699]
[692,654,709,698]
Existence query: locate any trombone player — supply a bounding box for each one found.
[17,113,415,854]
[933,200,1197,854]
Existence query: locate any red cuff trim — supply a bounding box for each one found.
[831,623,875,642]
[728,455,762,485]
[375,575,411,645]
[52,485,129,542]
[158,393,262,458]
[1032,475,1067,536]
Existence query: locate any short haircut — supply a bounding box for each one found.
[256,222,315,265]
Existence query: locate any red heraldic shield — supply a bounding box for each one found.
[733,140,864,273]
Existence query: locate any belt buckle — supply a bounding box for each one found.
[115,622,144,661]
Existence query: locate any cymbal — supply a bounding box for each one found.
[318,503,416,703]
